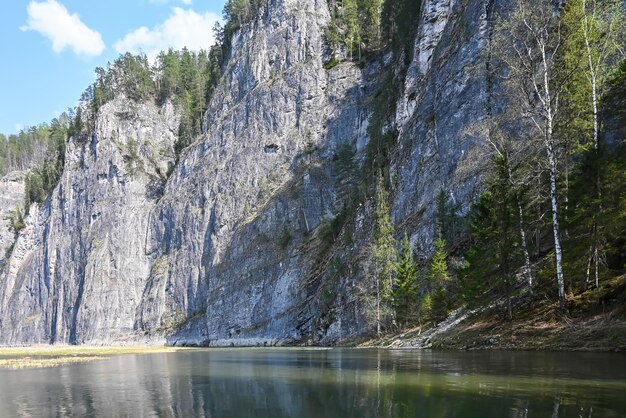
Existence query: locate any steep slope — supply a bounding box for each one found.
[0,99,178,344]
[392,0,493,242]
[0,0,496,345]
[138,0,371,345]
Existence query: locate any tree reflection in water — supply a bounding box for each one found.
[0,349,623,417]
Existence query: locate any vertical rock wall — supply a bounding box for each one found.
[0,0,496,345]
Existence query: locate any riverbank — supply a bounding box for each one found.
[0,345,186,369]
[360,274,626,352]
[3,275,624,362]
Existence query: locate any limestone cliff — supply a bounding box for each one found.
[0,0,495,345]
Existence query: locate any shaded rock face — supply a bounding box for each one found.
[392,0,494,248]
[0,0,495,345]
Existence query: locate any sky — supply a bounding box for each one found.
[0,0,226,135]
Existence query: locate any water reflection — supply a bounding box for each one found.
[0,349,624,417]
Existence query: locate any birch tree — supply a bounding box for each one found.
[563,0,625,150]
[561,0,626,288]
[491,0,568,308]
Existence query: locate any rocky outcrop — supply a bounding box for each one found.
[0,171,25,269]
[0,0,495,345]
[140,0,371,346]
[0,99,178,344]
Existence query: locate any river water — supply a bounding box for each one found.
[0,348,624,417]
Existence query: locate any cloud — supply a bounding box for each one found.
[181,0,193,4]
[21,0,105,57]
[115,7,219,59]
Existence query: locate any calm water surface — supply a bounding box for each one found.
[0,348,625,417]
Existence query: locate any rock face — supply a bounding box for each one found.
[392,0,494,245]
[0,171,25,270]
[0,0,494,345]
[0,99,178,344]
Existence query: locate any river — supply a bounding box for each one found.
[0,348,624,417]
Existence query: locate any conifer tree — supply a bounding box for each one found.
[460,156,519,320]
[393,232,418,326]
[426,233,450,323]
[371,172,397,336]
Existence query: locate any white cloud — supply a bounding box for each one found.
[21,0,105,57]
[181,0,193,4]
[115,7,218,59]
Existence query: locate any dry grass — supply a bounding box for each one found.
[371,274,626,351]
[0,356,106,370]
[0,345,189,369]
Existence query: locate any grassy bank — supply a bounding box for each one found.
[0,345,186,370]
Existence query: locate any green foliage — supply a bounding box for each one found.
[334,142,358,207]
[361,172,398,335]
[359,0,384,51]
[77,47,223,159]
[1,117,68,213]
[373,172,397,302]
[326,0,420,60]
[9,206,25,234]
[436,189,459,244]
[324,57,340,70]
[223,0,263,49]
[68,107,85,139]
[320,208,350,246]
[381,0,421,60]
[459,156,520,319]
[425,235,450,322]
[564,134,626,288]
[326,0,361,59]
[393,232,419,326]
[318,255,347,317]
[362,70,398,194]
[604,59,626,135]
[0,115,68,177]
[81,53,155,122]
[24,171,45,208]
[559,0,626,152]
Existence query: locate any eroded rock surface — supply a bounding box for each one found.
[0,0,495,345]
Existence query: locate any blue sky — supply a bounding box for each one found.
[0,0,226,135]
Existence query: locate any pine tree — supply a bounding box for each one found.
[460,156,520,320]
[359,0,384,51]
[393,232,419,326]
[426,233,450,323]
[371,172,397,336]
[565,60,626,289]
